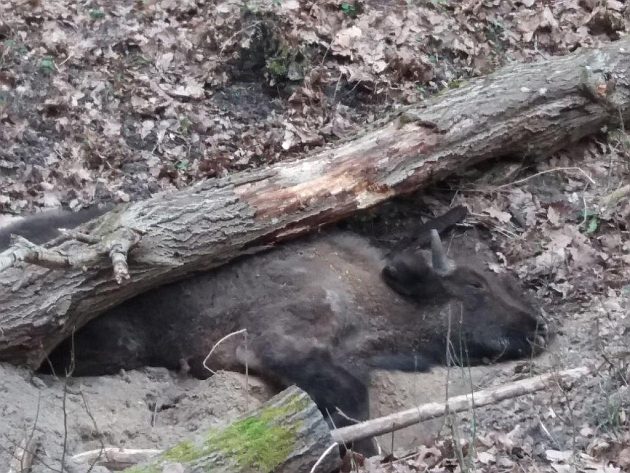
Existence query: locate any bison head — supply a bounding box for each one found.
[382,230,549,365]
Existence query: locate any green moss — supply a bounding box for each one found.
[266,56,288,78]
[89,8,105,19]
[265,45,306,83]
[162,440,199,463]
[340,2,358,17]
[447,79,464,89]
[204,393,308,471]
[126,391,308,472]
[40,56,55,75]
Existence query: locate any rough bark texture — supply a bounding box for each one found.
[1,39,630,367]
[122,386,340,473]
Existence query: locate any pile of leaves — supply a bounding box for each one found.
[0,0,628,212]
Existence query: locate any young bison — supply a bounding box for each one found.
[1,205,548,452]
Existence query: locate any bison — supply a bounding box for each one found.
[0,204,548,453]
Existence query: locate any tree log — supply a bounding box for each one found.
[120,386,340,473]
[1,39,630,367]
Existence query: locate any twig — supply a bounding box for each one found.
[20,391,41,473]
[70,448,162,470]
[7,434,40,473]
[331,366,592,443]
[0,228,141,284]
[309,442,339,473]
[244,330,249,412]
[0,236,101,272]
[79,389,106,473]
[57,229,100,245]
[600,183,630,209]
[203,329,247,375]
[494,166,596,189]
[60,370,70,471]
[537,415,561,449]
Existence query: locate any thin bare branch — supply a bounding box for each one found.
[331,366,592,443]
[7,434,40,473]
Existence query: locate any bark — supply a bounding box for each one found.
[121,386,340,473]
[1,39,630,367]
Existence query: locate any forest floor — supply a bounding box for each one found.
[0,0,629,472]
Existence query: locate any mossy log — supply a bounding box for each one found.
[1,39,630,367]
[123,386,339,473]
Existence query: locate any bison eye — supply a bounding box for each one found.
[468,281,484,289]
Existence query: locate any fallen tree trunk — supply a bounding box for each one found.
[119,386,340,473]
[1,39,630,367]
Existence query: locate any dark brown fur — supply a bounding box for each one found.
[1,205,548,453]
[0,205,112,249]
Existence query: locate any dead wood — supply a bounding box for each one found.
[120,385,340,473]
[72,367,591,472]
[70,448,162,471]
[6,434,39,473]
[331,366,592,444]
[1,40,630,367]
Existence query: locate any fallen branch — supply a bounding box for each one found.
[2,38,630,367]
[0,226,141,284]
[0,236,102,272]
[70,448,162,471]
[331,366,592,443]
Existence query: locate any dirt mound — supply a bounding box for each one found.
[0,364,273,471]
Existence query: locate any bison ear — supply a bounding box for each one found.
[430,229,456,276]
[381,250,432,296]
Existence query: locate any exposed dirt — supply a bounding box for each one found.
[0,365,274,472]
[1,0,629,472]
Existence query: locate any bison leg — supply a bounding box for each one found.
[42,310,153,376]
[366,352,435,372]
[250,339,375,454]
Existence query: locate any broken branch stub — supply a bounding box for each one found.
[0,226,141,284]
[1,40,630,367]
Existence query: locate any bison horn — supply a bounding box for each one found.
[430,229,455,275]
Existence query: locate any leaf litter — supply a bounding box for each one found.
[0,0,629,472]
